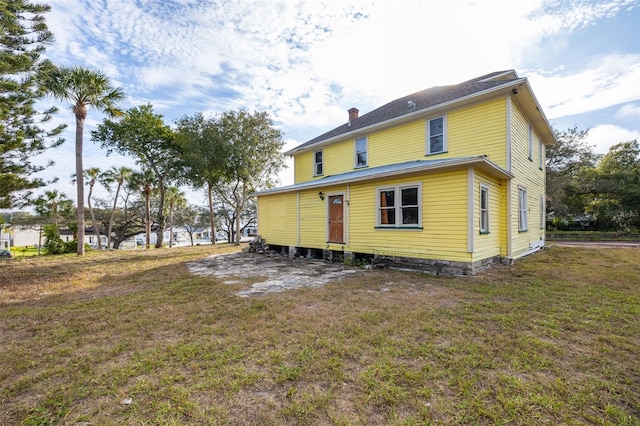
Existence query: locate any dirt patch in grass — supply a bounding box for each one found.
[1,246,639,425]
[187,251,362,296]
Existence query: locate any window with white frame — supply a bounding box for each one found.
[528,125,533,161]
[314,150,323,176]
[480,184,490,233]
[539,140,543,169]
[518,187,528,232]
[355,137,367,168]
[427,116,446,154]
[540,195,545,229]
[377,184,421,227]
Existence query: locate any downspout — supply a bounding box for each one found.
[296,191,300,247]
[467,166,475,254]
[506,96,513,258]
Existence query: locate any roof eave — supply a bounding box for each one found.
[515,79,557,145]
[284,79,527,156]
[254,157,513,196]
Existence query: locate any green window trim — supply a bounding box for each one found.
[374,226,424,230]
[424,151,448,157]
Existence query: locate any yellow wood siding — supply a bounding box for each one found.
[256,193,298,246]
[473,170,503,261]
[447,98,507,168]
[294,151,313,184]
[300,188,331,246]
[510,102,546,257]
[292,97,508,182]
[367,121,425,166]
[347,170,471,262]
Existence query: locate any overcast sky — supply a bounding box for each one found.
[32,0,640,206]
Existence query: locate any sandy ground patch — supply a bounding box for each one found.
[187,252,361,297]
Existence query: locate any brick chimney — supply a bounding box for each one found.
[348,107,359,122]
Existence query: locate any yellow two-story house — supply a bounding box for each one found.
[255,70,555,275]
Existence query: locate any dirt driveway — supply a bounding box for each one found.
[187,252,362,297]
[549,241,640,248]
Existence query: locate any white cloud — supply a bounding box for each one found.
[32,0,639,205]
[615,103,640,120]
[527,53,640,120]
[585,124,640,154]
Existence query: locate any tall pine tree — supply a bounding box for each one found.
[0,1,65,208]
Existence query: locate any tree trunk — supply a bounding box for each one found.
[235,206,241,246]
[87,182,102,250]
[207,183,216,245]
[155,185,166,248]
[144,188,151,249]
[75,116,85,256]
[169,204,174,248]
[107,183,121,250]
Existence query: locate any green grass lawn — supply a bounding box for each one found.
[1,245,638,425]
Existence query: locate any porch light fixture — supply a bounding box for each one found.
[318,191,324,200]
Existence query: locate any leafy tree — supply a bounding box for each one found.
[546,127,600,218]
[42,223,65,254]
[92,188,145,249]
[99,165,133,249]
[582,141,640,231]
[128,169,155,249]
[72,167,103,249]
[0,0,65,208]
[165,186,187,247]
[92,104,177,248]
[174,113,226,246]
[40,66,124,255]
[33,189,73,228]
[174,204,208,246]
[213,110,285,245]
[215,200,256,243]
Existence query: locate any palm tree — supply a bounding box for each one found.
[41,66,124,255]
[129,170,155,249]
[100,166,133,249]
[72,167,103,249]
[165,186,187,247]
[34,190,73,228]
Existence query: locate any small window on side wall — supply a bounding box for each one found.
[518,187,528,232]
[480,185,489,234]
[355,137,367,168]
[314,150,323,176]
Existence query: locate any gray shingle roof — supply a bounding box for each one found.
[254,156,512,196]
[290,70,523,153]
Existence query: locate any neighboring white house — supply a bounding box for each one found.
[1,226,41,249]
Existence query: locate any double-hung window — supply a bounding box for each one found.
[539,140,544,169]
[540,195,545,229]
[377,184,421,228]
[528,125,533,161]
[427,116,446,154]
[355,137,367,168]
[480,185,490,234]
[518,187,528,232]
[314,150,323,176]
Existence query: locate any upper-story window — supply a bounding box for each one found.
[539,140,543,169]
[427,116,446,155]
[314,150,323,176]
[528,125,533,161]
[355,137,367,168]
